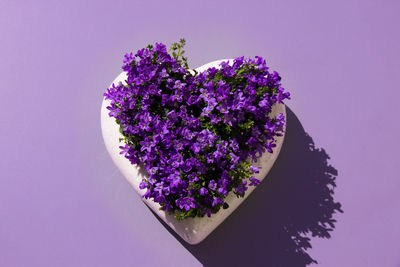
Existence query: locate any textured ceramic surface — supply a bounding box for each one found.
[101,59,286,244]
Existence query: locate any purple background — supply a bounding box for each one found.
[1,0,399,266]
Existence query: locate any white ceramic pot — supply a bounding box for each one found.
[101,59,286,244]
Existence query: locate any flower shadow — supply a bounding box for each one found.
[149,106,342,266]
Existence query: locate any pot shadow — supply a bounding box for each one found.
[149,106,343,266]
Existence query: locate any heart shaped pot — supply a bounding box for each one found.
[101,59,286,244]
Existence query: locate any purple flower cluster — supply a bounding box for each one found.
[104,40,290,220]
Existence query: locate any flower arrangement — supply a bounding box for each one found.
[104,39,290,220]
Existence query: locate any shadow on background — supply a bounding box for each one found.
[150,107,343,267]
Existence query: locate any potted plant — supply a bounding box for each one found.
[101,39,290,244]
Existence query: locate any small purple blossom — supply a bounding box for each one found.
[176,197,196,211]
[209,180,217,191]
[235,181,248,196]
[249,177,261,186]
[139,180,150,190]
[250,166,261,173]
[199,187,209,196]
[218,187,228,196]
[212,197,224,207]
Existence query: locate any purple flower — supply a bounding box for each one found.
[229,153,240,165]
[259,98,270,108]
[249,177,261,186]
[176,197,196,211]
[209,114,222,124]
[235,181,248,196]
[191,142,201,154]
[202,208,212,217]
[182,159,193,173]
[199,187,209,196]
[229,139,239,152]
[200,97,217,116]
[139,180,150,190]
[169,175,182,188]
[212,197,224,207]
[209,180,217,191]
[250,166,261,173]
[216,101,229,114]
[182,128,194,140]
[218,187,228,196]
[187,95,200,105]
[264,139,277,153]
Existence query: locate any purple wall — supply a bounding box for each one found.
[1,0,399,266]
